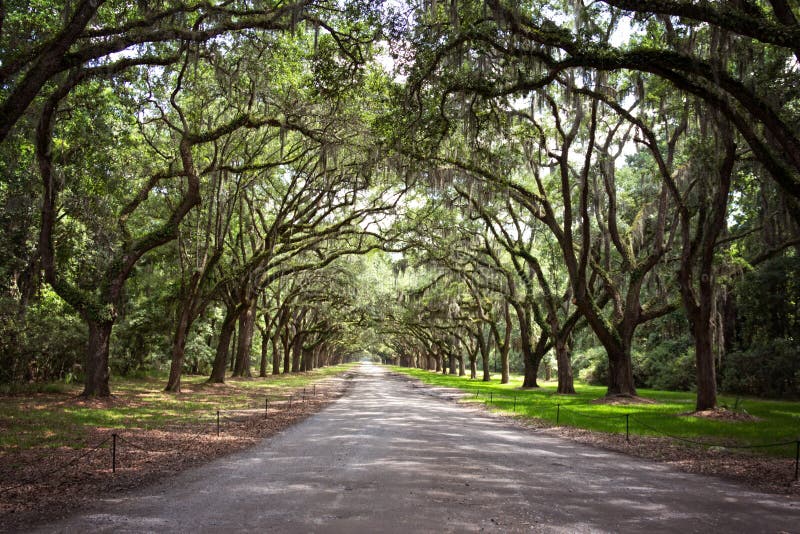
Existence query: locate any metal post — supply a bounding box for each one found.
[490,392,493,405]
[265,397,269,418]
[217,410,220,436]
[625,414,630,442]
[513,395,517,412]
[795,440,799,481]
[313,384,316,397]
[112,433,117,473]
[556,404,560,425]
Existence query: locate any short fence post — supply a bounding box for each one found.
[217,410,220,436]
[513,395,517,412]
[265,397,269,418]
[556,404,560,425]
[313,384,316,397]
[490,392,493,405]
[112,433,117,473]
[795,440,799,481]
[625,414,630,442]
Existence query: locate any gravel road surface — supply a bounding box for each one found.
[33,363,799,533]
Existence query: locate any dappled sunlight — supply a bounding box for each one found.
[29,364,800,534]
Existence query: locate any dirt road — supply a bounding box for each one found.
[32,364,799,533]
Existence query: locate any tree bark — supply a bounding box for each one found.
[271,335,281,375]
[692,314,718,410]
[259,327,269,377]
[209,306,238,383]
[478,329,490,381]
[554,334,575,394]
[529,329,551,387]
[500,305,511,384]
[605,339,636,396]
[282,329,291,374]
[232,301,255,377]
[291,332,303,373]
[83,320,113,397]
[513,302,539,388]
[165,303,192,392]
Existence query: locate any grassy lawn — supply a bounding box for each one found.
[0,363,358,451]
[390,366,800,458]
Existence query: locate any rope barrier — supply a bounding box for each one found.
[1,379,330,492]
[557,406,625,420]
[628,415,798,450]
[466,386,800,478]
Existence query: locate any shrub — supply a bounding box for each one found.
[721,338,800,398]
[0,290,86,383]
[639,337,696,391]
[575,346,607,385]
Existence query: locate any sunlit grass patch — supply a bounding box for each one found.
[390,366,800,458]
[0,363,357,451]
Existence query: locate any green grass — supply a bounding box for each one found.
[0,364,357,451]
[390,367,800,458]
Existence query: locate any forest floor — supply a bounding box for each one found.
[391,368,800,497]
[0,366,357,532]
[25,363,800,533]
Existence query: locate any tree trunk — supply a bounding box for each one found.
[282,331,291,373]
[232,302,255,377]
[500,348,509,384]
[693,317,717,410]
[528,327,550,385]
[82,320,113,397]
[458,356,465,376]
[259,328,269,377]
[449,352,456,374]
[480,344,490,381]
[228,327,237,372]
[500,303,511,384]
[605,340,637,396]
[516,306,539,388]
[312,345,322,371]
[165,303,192,392]
[291,333,302,373]
[271,335,281,375]
[209,307,238,383]
[554,335,575,394]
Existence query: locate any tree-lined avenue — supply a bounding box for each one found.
[33,364,800,533]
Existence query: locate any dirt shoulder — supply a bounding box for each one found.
[389,372,800,498]
[0,374,354,532]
